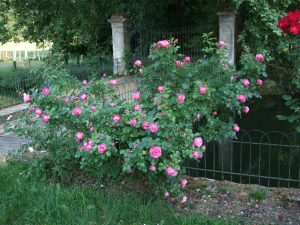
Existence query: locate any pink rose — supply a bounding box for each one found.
[149,123,159,133]
[112,114,120,123]
[129,119,137,127]
[80,94,87,101]
[199,86,206,94]
[201,145,206,151]
[72,108,82,116]
[98,144,107,154]
[243,106,249,113]
[233,123,240,132]
[192,151,203,159]
[108,80,118,85]
[149,165,156,171]
[184,56,191,62]
[29,107,34,113]
[76,132,84,141]
[217,41,226,47]
[149,146,162,158]
[110,102,116,107]
[85,144,92,151]
[42,114,50,123]
[256,79,263,86]
[42,88,50,95]
[165,167,178,176]
[212,111,218,116]
[134,104,142,111]
[255,53,264,62]
[181,178,188,187]
[82,80,87,85]
[176,60,183,67]
[35,108,43,117]
[132,92,141,101]
[236,95,247,103]
[242,79,250,87]
[64,97,70,103]
[180,196,188,204]
[102,73,107,77]
[90,105,96,112]
[164,192,170,197]
[134,60,142,67]
[157,86,164,93]
[23,93,30,103]
[192,137,203,147]
[142,121,149,130]
[90,127,94,132]
[177,93,185,104]
[78,146,84,151]
[157,40,170,48]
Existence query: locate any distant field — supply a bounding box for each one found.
[0,60,45,77]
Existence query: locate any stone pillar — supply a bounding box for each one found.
[217,12,237,65]
[108,14,130,75]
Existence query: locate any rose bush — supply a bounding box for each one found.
[14,39,265,202]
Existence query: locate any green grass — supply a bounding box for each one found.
[0,60,44,78]
[250,188,267,201]
[0,162,235,225]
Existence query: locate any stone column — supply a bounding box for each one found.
[217,12,237,175]
[217,12,237,65]
[108,14,130,75]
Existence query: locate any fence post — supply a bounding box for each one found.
[217,12,237,65]
[108,14,130,75]
[217,12,237,175]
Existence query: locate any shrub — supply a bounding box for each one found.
[14,38,265,202]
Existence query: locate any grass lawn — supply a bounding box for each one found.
[0,60,45,77]
[0,162,234,225]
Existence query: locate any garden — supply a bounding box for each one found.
[0,1,300,224]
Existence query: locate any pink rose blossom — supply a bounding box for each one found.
[184,56,191,62]
[181,178,188,187]
[129,119,137,127]
[192,137,203,147]
[199,86,207,94]
[201,145,206,151]
[142,121,149,130]
[256,79,263,86]
[42,88,50,95]
[255,53,264,62]
[23,93,30,103]
[108,80,118,85]
[212,111,218,116]
[29,107,34,113]
[81,94,88,101]
[102,73,107,77]
[82,80,87,85]
[132,92,141,101]
[176,60,183,67]
[112,114,120,123]
[110,102,116,107]
[177,93,185,104]
[149,123,159,133]
[85,144,92,151]
[134,60,142,67]
[42,114,51,123]
[157,86,164,93]
[64,97,70,103]
[242,79,250,87]
[164,192,170,197]
[236,95,247,103]
[134,104,142,111]
[180,196,188,204]
[149,165,156,171]
[78,146,84,151]
[149,146,162,158]
[217,41,226,47]
[165,167,178,176]
[90,105,96,112]
[192,151,203,159]
[157,40,170,48]
[233,123,240,133]
[76,132,84,141]
[72,108,82,116]
[243,106,250,113]
[98,144,107,154]
[90,127,94,132]
[35,108,43,117]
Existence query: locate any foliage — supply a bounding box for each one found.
[250,188,267,201]
[0,162,235,225]
[276,10,300,132]
[13,40,265,201]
